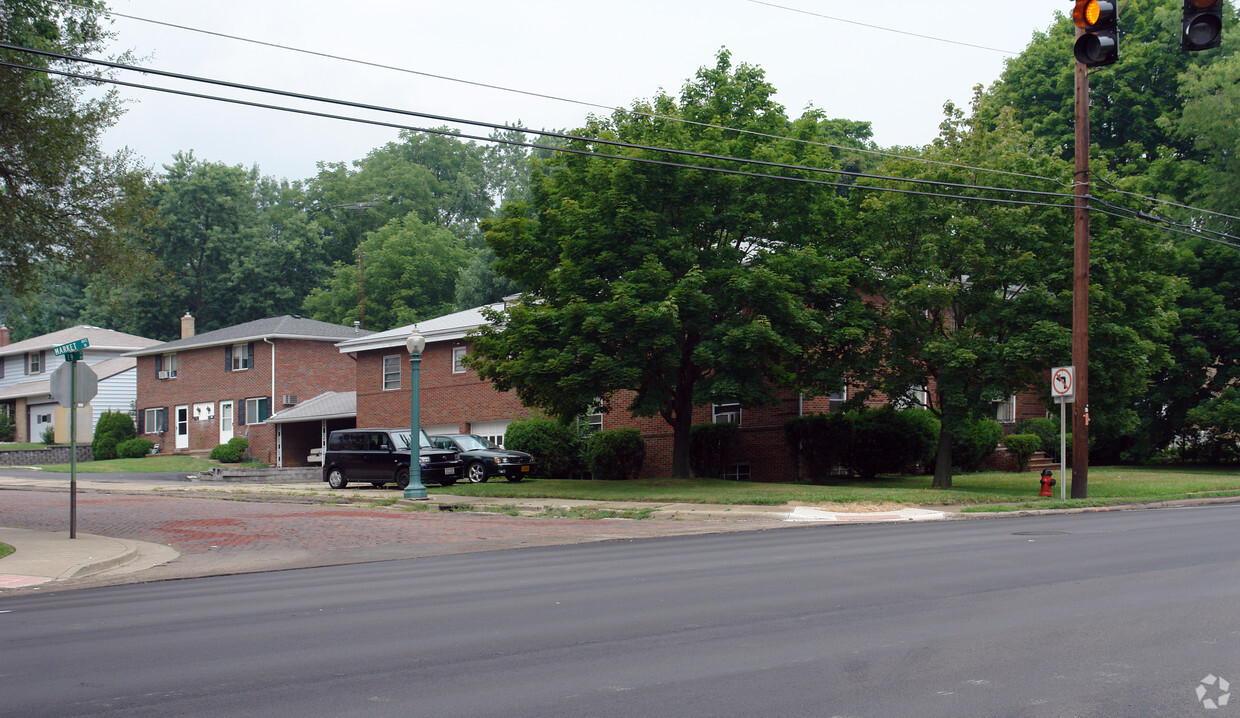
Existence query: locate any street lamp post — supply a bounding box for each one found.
[404,328,429,500]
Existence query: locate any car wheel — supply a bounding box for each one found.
[327,468,347,489]
[395,469,409,490]
[466,461,489,483]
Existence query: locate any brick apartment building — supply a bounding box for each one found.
[127,314,371,465]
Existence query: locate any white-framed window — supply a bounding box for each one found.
[161,353,178,378]
[144,407,168,434]
[192,402,215,421]
[382,355,401,390]
[244,397,270,425]
[26,351,43,375]
[895,385,929,410]
[36,412,52,424]
[713,402,742,425]
[995,395,1017,423]
[230,343,251,371]
[452,346,467,374]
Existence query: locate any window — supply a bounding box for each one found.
[244,397,270,425]
[995,395,1017,423]
[713,402,742,425]
[382,355,401,390]
[36,413,52,424]
[26,351,43,375]
[452,346,467,374]
[829,385,848,411]
[144,408,168,434]
[229,343,251,371]
[160,353,178,378]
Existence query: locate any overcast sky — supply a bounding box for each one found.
[96,0,1071,183]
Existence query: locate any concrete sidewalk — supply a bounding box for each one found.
[0,527,180,589]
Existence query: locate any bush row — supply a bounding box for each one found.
[210,437,250,463]
[503,416,645,480]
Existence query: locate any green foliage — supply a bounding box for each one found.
[1015,417,1060,460]
[116,438,155,459]
[40,426,55,445]
[210,443,242,463]
[784,412,856,481]
[951,416,1004,472]
[502,416,582,479]
[91,410,136,461]
[0,412,15,442]
[1004,433,1042,472]
[689,423,738,479]
[1182,387,1240,464]
[584,428,646,481]
[842,408,939,479]
[470,50,876,477]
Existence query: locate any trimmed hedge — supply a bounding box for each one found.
[842,407,939,479]
[210,436,250,463]
[784,412,855,480]
[689,422,738,478]
[952,415,1004,471]
[92,410,136,461]
[1004,433,1042,472]
[502,416,582,478]
[116,438,156,459]
[584,428,646,481]
[1015,417,1060,461]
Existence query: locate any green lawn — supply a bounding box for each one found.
[0,542,13,560]
[31,455,221,473]
[440,466,1240,510]
[0,442,54,450]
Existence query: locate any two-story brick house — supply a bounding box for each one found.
[127,314,371,464]
[0,325,160,442]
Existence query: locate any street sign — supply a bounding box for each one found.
[50,361,98,407]
[1051,365,1075,403]
[53,338,90,356]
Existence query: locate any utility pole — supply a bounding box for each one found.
[1072,30,1091,499]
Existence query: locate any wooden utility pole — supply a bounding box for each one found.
[1072,39,1091,498]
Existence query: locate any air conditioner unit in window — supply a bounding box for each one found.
[282,394,298,406]
[157,371,169,379]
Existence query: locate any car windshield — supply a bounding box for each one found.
[455,435,499,450]
[389,431,433,450]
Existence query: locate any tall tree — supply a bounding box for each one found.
[0,0,147,293]
[469,51,875,478]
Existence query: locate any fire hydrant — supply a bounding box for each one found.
[1040,469,1056,497]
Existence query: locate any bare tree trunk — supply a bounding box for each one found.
[932,422,953,489]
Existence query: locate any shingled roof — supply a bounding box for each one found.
[126,316,372,357]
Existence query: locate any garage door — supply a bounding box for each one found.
[423,424,459,437]
[468,420,511,447]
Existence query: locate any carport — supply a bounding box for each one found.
[264,391,356,468]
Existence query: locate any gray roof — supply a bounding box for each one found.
[265,391,356,424]
[0,325,159,357]
[334,303,501,354]
[127,316,373,357]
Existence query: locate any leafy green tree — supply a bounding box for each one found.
[1,0,148,294]
[469,51,875,477]
[303,214,469,329]
[453,247,519,310]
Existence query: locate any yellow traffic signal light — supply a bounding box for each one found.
[1073,0,1119,67]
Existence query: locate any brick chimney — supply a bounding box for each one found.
[180,312,195,339]
[0,324,9,347]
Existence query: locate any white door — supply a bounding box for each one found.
[219,401,234,444]
[175,405,190,450]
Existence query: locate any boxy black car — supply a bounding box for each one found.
[323,428,463,489]
[428,434,536,483]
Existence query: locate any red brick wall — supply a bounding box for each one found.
[137,339,357,464]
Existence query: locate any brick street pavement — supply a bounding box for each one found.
[0,488,775,587]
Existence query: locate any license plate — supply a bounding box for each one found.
[444,467,455,475]
[521,465,530,472]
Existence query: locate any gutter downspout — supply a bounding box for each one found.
[264,337,277,467]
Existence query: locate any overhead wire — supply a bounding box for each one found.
[46,0,1068,188]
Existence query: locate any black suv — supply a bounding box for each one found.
[428,434,536,483]
[323,428,462,490]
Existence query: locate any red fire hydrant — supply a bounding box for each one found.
[1040,469,1056,497]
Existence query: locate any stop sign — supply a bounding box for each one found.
[50,361,98,407]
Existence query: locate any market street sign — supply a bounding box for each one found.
[53,338,90,356]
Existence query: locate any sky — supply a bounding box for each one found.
[94,0,1073,183]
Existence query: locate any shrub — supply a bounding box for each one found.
[900,408,942,474]
[503,416,582,478]
[210,442,244,463]
[690,422,738,478]
[952,415,1004,471]
[1014,417,1060,460]
[0,412,15,442]
[584,428,646,481]
[41,426,56,445]
[116,438,156,459]
[92,410,136,461]
[1004,433,1042,472]
[227,436,249,453]
[1182,387,1240,464]
[842,407,938,479]
[784,412,855,481]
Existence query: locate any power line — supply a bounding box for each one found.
[0,42,1079,204]
[0,56,1077,213]
[46,0,1067,187]
[1089,173,1240,225]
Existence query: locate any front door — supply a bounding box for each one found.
[219,401,234,444]
[175,405,189,450]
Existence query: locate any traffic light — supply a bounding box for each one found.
[1073,0,1119,67]
[1181,0,1223,51]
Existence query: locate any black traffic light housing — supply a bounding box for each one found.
[1074,0,1119,67]
[1182,0,1223,51]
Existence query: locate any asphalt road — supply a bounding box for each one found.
[3,504,1237,717]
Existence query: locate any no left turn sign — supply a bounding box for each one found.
[1051,366,1075,401]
